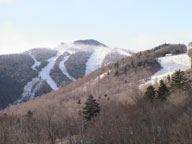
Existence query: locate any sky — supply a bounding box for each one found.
[0,0,192,54]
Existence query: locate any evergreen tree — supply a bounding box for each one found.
[26,110,33,118]
[114,70,119,76]
[167,75,171,82]
[157,80,169,100]
[171,70,189,91]
[83,95,100,121]
[145,85,156,100]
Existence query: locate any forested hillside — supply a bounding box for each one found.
[0,54,37,109]
[0,41,132,109]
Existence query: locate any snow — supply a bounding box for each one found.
[59,56,76,81]
[16,52,61,103]
[28,51,40,71]
[115,49,131,56]
[86,47,111,74]
[16,51,42,103]
[15,44,132,103]
[16,77,43,103]
[142,53,191,86]
[56,43,131,76]
[39,52,62,90]
[85,47,130,75]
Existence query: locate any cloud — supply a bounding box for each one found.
[124,31,192,52]
[0,0,14,4]
[0,21,191,55]
[0,21,57,54]
[77,0,84,3]
[77,0,86,6]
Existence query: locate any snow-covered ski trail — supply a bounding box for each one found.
[28,51,41,71]
[16,52,61,103]
[39,52,62,90]
[142,53,191,86]
[59,56,76,81]
[85,47,110,75]
[16,77,43,103]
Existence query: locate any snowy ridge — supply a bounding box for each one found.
[59,56,76,81]
[56,43,131,75]
[142,53,191,86]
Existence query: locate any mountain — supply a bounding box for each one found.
[73,39,107,47]
[141,53,191,86]
[2,43,189,114]
[1,42,191,144]
[0,40,131,109]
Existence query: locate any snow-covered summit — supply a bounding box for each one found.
[55,40,131,75]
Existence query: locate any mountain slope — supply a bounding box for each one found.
[142,53,191,86]
[0,54,38,109]
[3,43,189,115]
[0,40,131,109]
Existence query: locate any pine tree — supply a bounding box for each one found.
[145,85,156,100]
[83,95,100,121]
[114,70,119,76]
[171,70,189,91]
[157,80,169,100]
[167,75,171,82]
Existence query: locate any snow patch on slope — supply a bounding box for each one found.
[142,53,191,86]
[86,47,111,74]
[59,56,76,81]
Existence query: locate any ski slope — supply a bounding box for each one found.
[39,52,62,90]
[28,51,40,71]
[143,53,191,85]
[59,56,76,81]
[85,47,111,74]
[57,43,131,75]
[17,52,61,103]
[16,77,43,103]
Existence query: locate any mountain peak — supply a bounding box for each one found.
[73,39,107,47]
